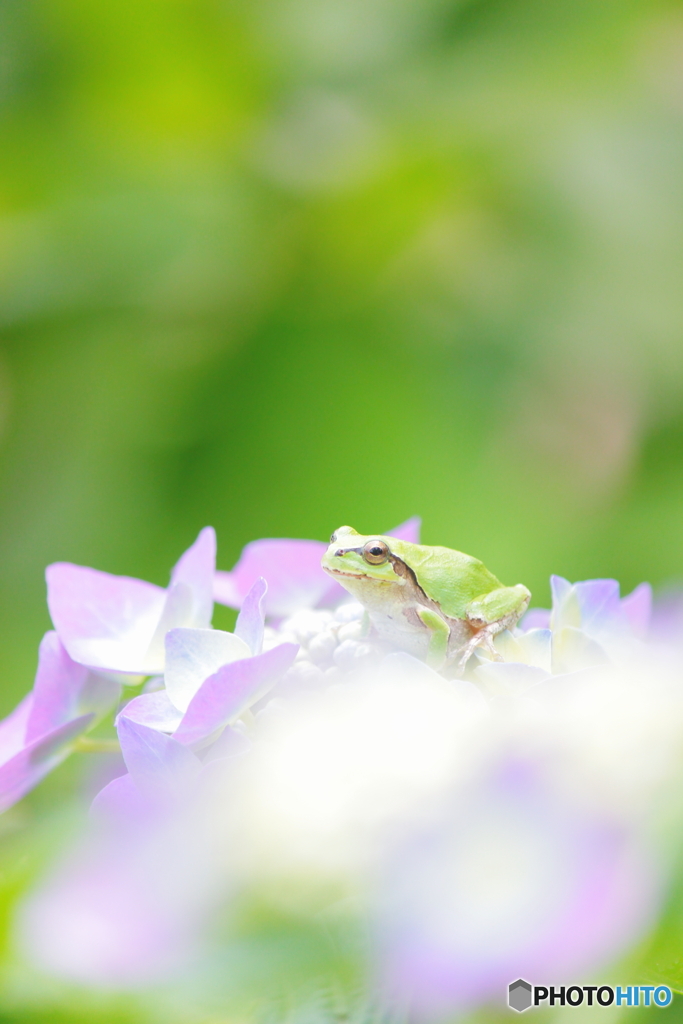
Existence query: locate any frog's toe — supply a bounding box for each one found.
[456,624,505,667]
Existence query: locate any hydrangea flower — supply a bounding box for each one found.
[114,576,297,735]
[46,527,216,676]
[11,521,683,1017]
[0,632,119,811]
[94,638,298,817]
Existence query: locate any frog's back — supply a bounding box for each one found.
[391,541,503,620]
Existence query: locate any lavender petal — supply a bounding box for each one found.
[27,631,119,743]
[117,718,201,800]
[46,562,166,674]
[235,577,267,655]
[173,642,299,747]
[117,691,184,733]
[169,527,216,628]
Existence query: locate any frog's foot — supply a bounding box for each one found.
[456,625,505,668]
[457,584,531,669]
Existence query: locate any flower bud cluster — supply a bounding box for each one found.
[266,601,392,688]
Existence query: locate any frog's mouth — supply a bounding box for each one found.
[322,565,392,583]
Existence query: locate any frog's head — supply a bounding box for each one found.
[321,526,401,587]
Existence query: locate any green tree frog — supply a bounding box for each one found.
[321,527,530,669]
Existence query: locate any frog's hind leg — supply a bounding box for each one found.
[456,623,505,669]
[456,584,531,669]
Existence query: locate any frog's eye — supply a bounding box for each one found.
[362,540,389,565]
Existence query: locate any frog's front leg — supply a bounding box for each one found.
[457,584,531,667]
[417,606,450,668]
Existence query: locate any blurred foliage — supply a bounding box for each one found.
[4,0,683,1015]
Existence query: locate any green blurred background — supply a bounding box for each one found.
[4,1,683,1016]
[3,0,683,708]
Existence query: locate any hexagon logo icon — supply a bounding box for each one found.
[508,979,533,1012]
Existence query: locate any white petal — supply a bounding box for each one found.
[164,628,251,713]
[143,583,194,674]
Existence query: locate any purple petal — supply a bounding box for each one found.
[90,773,151,821]
[0,714,94,813]
[27,632,119,744]
[46,563,166,674]
[174,642,299,747]
[89,770,163,823]
[386,516,421,544]
[621,583,652,637]
[520,608,551,632]
[117,691,183,734]
[235,578,267,654]
[164,628,251,713]
[0,641,112,809]
[550,576,623,636]
[117,718,201,800]
[574,580,621,632]
[214,539,330,616]
[170,527,216,629]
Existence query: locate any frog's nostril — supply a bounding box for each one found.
[335,549,345,557]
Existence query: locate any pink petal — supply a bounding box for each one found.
[621,583,652,637]
[214,539,330,616]
[46,563,166,674]
[46,530,216,677]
